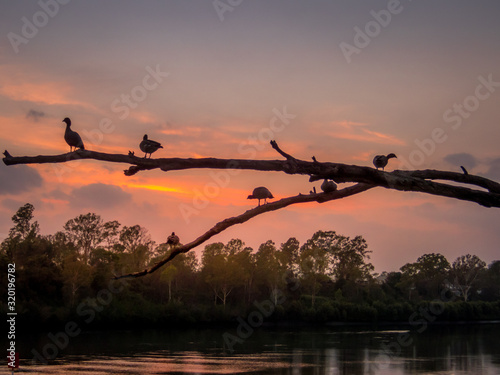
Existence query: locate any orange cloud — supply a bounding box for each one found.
[363,129,406,146]
[0,81,95,109]
[0,64,95,110]
[127,183,188,194]
[325,128,405,146]
[334,120,368,128]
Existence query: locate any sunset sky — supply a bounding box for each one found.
[1,1,499,272]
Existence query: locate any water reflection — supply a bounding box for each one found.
[16,324,500,374]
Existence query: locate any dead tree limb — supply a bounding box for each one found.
[3,141,500,208]
[115,183,374,279]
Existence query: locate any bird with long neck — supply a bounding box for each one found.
[62,117,85,152]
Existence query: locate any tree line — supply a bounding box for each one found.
[1,203,499,329]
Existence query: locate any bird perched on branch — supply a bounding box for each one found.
[140,134,163,158]
[62,118,85,152]
[247,186,274,206]
[166,232,180,248]
[321,179,337,193]
[373,153,397,170]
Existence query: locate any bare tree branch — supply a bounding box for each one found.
[115,183,374,279]
[3,141,500,208]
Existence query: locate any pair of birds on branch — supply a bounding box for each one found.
[248,154,397,207]
[247,178,339,207]
[62,118,163,158]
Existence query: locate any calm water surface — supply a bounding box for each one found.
[9,324,500,374]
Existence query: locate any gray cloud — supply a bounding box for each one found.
[0,164,43,194]
[26,109,46,122]
[443,153,477,170]
[69,183,132,210]
[485,157,500,181]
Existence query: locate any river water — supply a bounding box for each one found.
[9,324,500,374]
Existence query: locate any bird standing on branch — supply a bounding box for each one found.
[373,153,397,170]
[62,118,85,152]
[166,232,180,248]
[321,179,337,193]
[140,134,163,158]
[247,186,274,206]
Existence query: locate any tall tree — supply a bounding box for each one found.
[1,204,63,306]
[201,242,234,307]
[299,232,331,307]
[279,237,300,274]
[8,203,39,241]
[255,240,286,304]
[328,233,373,285]
[451,254,486,302]
[400,253,451,300]
[61,253,93,307]
[63,213,118,263]
[117,224,155,271]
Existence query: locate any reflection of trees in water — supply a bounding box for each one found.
[26,325,500,374]
[399,325,500,374]
[280,326,500,375]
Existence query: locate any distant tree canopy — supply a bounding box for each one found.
[1,203,499,328]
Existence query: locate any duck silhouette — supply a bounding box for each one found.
[140,134,163,158]
[321,179,337,193]
[166,232,180,248]
[373,153,397,170]
[62,118,85,152]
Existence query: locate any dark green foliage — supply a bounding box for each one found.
[1,204,499,331]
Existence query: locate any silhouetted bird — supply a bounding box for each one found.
[140,134,163,158]
[247,186,274,206]
[321,179,337,193]
[373,153,397,170]
[166,232,180,248]
[62,118,85,152]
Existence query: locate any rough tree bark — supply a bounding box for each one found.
[3,141,500,279]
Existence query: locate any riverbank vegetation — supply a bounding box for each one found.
[1,203,499,330]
